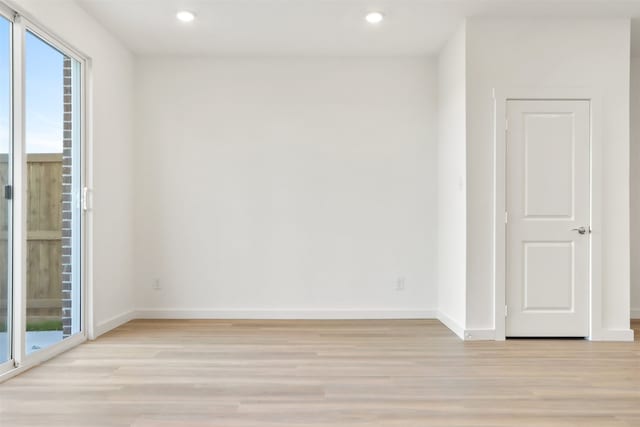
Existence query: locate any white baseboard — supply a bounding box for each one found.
[134,309,437,320]
[437,311,465,339]
[93,310,136,338]
[590,328,635,342]
[462,329,496,341]
[632,308,640,319]
[436,312,496,341]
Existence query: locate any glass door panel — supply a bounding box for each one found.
[0,15,10,367]
[25,31,81,354]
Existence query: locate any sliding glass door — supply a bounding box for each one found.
[0,5,86,376]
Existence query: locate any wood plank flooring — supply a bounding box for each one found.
[0,319,638,427]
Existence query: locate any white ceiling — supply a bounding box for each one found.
[75,0,640,56]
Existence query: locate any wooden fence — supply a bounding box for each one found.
[0,153,63,325]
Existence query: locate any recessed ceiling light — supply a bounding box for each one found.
[176,11,196,23]
[365,12,384,24]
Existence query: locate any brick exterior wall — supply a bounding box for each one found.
[61,57,73,338]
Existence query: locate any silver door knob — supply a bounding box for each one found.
[571,226,587,235]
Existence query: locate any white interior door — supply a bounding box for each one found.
[506,99,590,337]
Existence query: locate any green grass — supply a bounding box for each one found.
[0,319,62,332]
[27,320,62,331]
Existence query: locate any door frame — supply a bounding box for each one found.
[493,87,603,341]
[0,8,91,381]
[15,15,90,367]
[14,1,95,344]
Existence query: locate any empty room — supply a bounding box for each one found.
[0,0,639,425]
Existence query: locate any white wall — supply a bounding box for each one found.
[10,4,634,336]
[631,57,640,319]
[465,19,632,337]
[133,57,438,318]
[12,0,136,335]
[436,24,467,336]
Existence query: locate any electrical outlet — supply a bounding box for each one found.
[152,279,162,290]
[396,277,406,291]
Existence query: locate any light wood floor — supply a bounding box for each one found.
[0,319,638,427]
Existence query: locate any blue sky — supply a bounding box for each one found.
[0,18,8,155]
[0,19,65,155]
[26,30,64,154]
